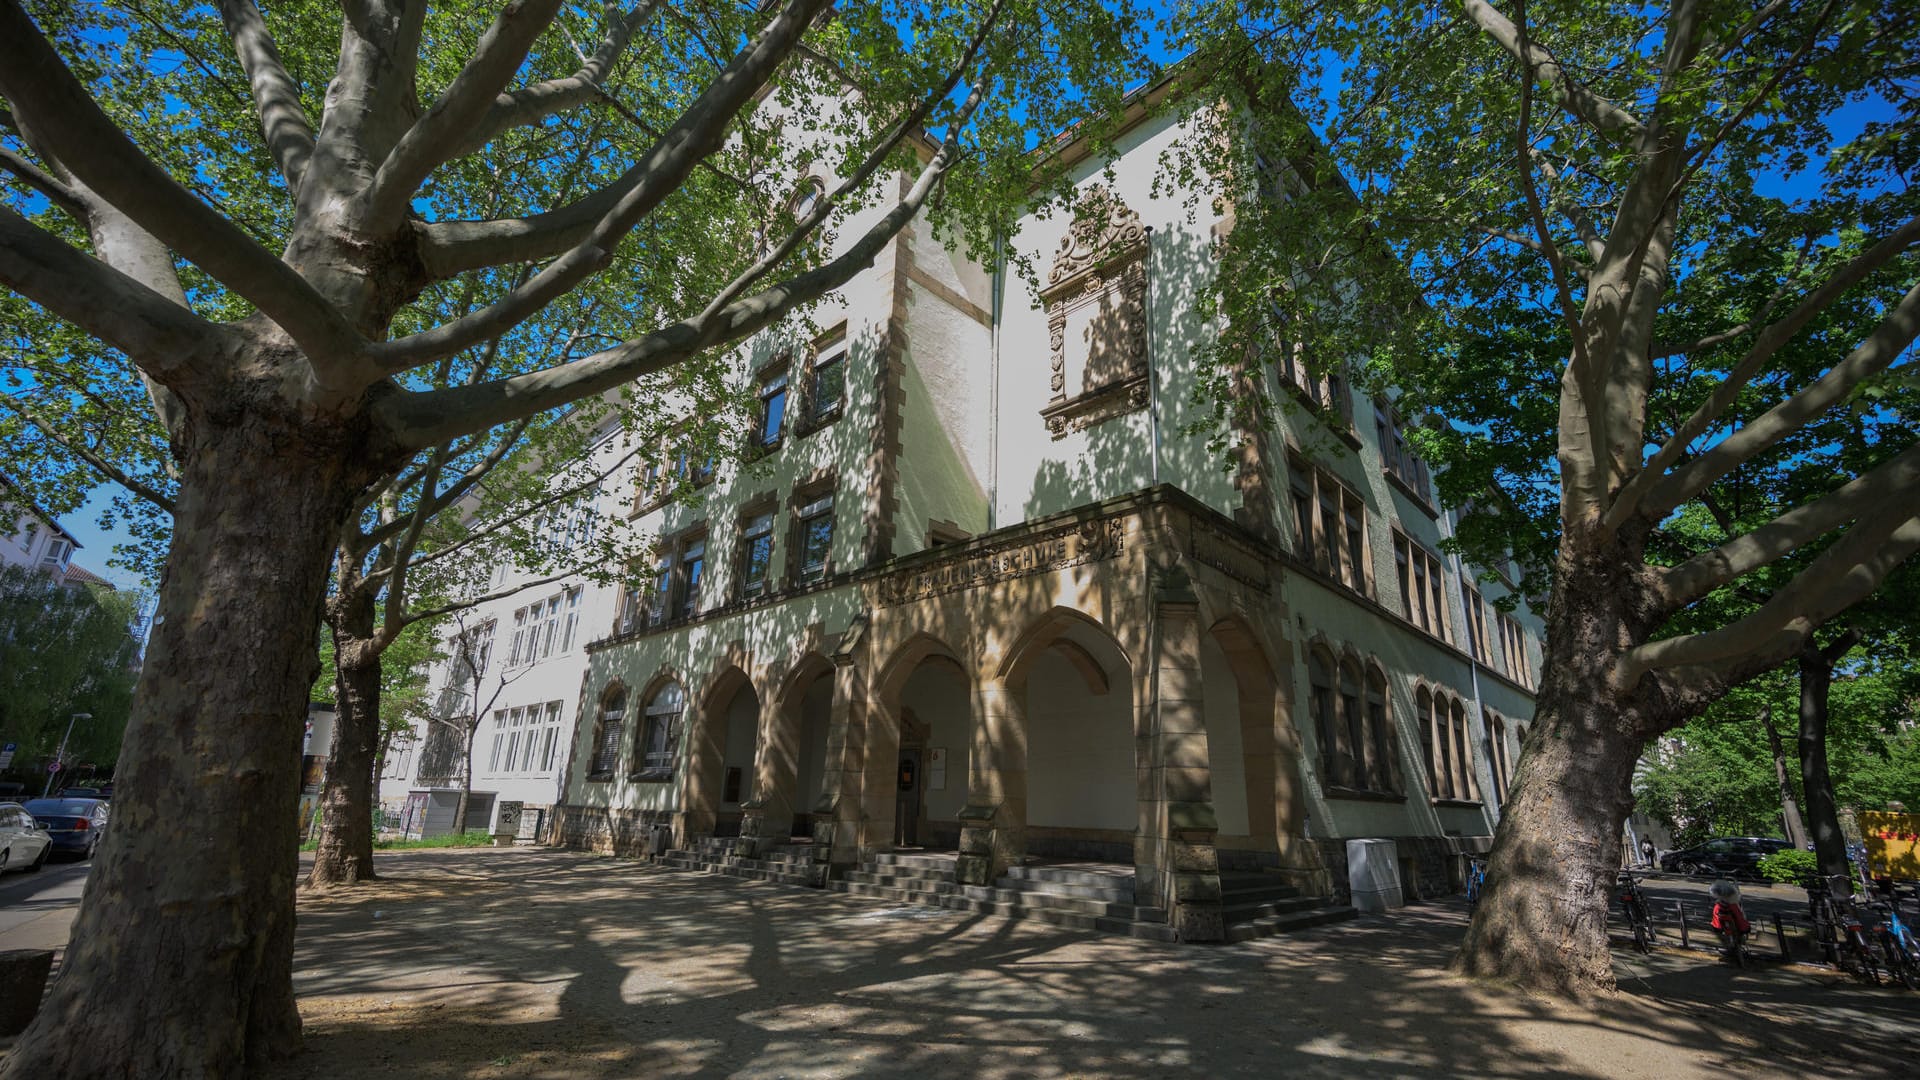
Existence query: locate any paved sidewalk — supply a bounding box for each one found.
[0,858,89,953]
[263,848,1920,1079]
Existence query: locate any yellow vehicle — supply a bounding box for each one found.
[1862,811,1920,881]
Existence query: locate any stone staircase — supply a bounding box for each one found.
[1217,870,1358,942]
[660,836,824,888]
[661,840,1356,943]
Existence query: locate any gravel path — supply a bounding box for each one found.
[268,848,1920,1079]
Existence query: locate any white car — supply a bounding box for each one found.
[0,802,53,874]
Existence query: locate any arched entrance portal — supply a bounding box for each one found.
[894,655,971,848]
[758,655,833,841]
[685,669,757,840]
[998,609,1136,865]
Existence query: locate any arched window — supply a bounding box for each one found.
[1450,696,1475,801]
[1339,657,1365,790]
[633,680,685,781]
[588,685,626,778]
[1487,711,1509,801]
[1310,650,1339,787]
[1417,686,1436,797]
[1433,691,1454,799]
[1366,666,1397,794]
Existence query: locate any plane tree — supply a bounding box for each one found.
[1165,0,1920,995]
[0,0,1149,1073]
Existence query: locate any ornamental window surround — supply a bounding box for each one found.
[587,685,627,779]
[1311,648,1401,797]
[790,481,836,586]
[1038,184,1152,438]
[754,358,790,450]
[737,506,776,601]
[801,327,847,431]
[1417,684,1479,804]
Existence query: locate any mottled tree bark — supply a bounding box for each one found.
[0,408,380,1077]
[306,586,381,889]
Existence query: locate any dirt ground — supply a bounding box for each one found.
[265,847,1920,1079]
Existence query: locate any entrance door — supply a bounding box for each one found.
[896,749,923,847]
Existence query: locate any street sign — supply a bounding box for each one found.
[47,759,62,773]
[0,741,14,769]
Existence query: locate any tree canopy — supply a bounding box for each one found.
[0,564,141,771]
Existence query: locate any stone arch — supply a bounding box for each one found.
[991,605,1137,857]
[1363,660,1401,795]
[631,674,687,781]
[685,664,756,840]
[760,650,836,838]
[865,632,973,850]
[1202,616,1290,850]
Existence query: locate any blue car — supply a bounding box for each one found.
[20,798,108,860]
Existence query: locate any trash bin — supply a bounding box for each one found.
[1346,838,1405,913]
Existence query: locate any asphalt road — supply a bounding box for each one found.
[0,853,90,952]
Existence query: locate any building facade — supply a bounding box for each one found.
[396,101,1547,940]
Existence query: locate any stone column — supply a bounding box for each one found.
[810,656,869,876]
[955,678,1027,886]
[739,682,799,856]
[1144,568,1225,942]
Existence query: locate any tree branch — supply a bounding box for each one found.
[1622,506,1920,690]
[0,394,176,511]
[1634,277,1920,520]
[0,204,222,375]
[374,80,976,449]
[1656,438,1920,611]
[1464,0,1645,137]
[216,0,315,193]
[0,146,86,217]
[0,0,360,364]
[371,0,832,371]
[362,0,567,229]
[1609,215,1920,527]
[443,1,662,162]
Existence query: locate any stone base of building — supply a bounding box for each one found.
[550,804,677,856]
[1312,835,1493,904]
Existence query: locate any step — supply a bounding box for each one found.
[841,874,959,899]
[870,852,960,872]
[1001,863,1137,892]
[1221,896,1326,924]
[1222,904,1360,943]
[992,875,1137,904]
[830,879,958,903]
[849,862,955,884]
[960,885,1147,920]
[933,894,1181,943]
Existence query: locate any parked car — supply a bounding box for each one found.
[22,798,109,860]
[1660,836,1794,879]
[58,787,106,801]
[0,801,54,874]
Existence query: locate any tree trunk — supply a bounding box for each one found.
[306,589,381,889]
[1454,531,1662,996]
[0,410,373,1079]
[1798,648,1849,882]
[1761,703,1810,849]
[453,722,476,837]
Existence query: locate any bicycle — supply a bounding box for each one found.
[1616,869,1654,954]
[1465,856,1488,909]
[1709,878,1751,968]
[1811,873,1882,985]
[1869,895,1920,991]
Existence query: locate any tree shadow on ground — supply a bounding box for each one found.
[265,850,1920,1079]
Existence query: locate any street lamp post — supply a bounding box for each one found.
[42,711,91,798]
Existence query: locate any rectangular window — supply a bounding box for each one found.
[560,588,581,652]
[508,609,528,666]
[518,717,540,771]
[541,594,561,658]
[541,725,559,772]
[1375,401,1432,502]
[739,510,774,599]
[757,369,789,448]
[649,552,672,626]
[1293,460,1369,597]
[808,344,846,425]
[489,731,505,772]
[1498,613,1533,687]
[677,536,706,619]
[1289,471,1315,564]
[1461,584,1491,661]
[795,490,835,584]
[1393,533,1449,640]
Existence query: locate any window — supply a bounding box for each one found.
[805,336,846,427]
[1310,651,1340,787]
[756,366,790,448]
[508,609,529,666]
[1366,666,1399,794]
[675,535,705,620]
[618,568,648,634]
[540,702,563,771]
[41,537,71,569]
[21,522,39,550]
[1374,401,1432,502]
[1487,710,1512,803]
[1498,613,1534,688]
[634,681,684,780]
[793,487,835,585]
[1419,687,1479,802]
[1339,659,1365,790]
[560,588,582,652]
[488,711,507,772]
[1393,533,1449,641]
[738,509,775,600]
[1274,339,1352,424]
[588,687,627,778]
[1461,583,1492,662]
[790,177,824,220]
[1289,458,1369,596]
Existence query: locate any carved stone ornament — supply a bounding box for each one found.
[1038,185,1152,437]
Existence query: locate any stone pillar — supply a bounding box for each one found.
[1144,568,1225,941]
[811,657,869,875]
[955,678,1027,884]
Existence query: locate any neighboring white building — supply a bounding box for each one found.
[1,479,82,582]
[387,85,1550,939]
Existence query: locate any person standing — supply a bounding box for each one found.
[1640,837,1656,869]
